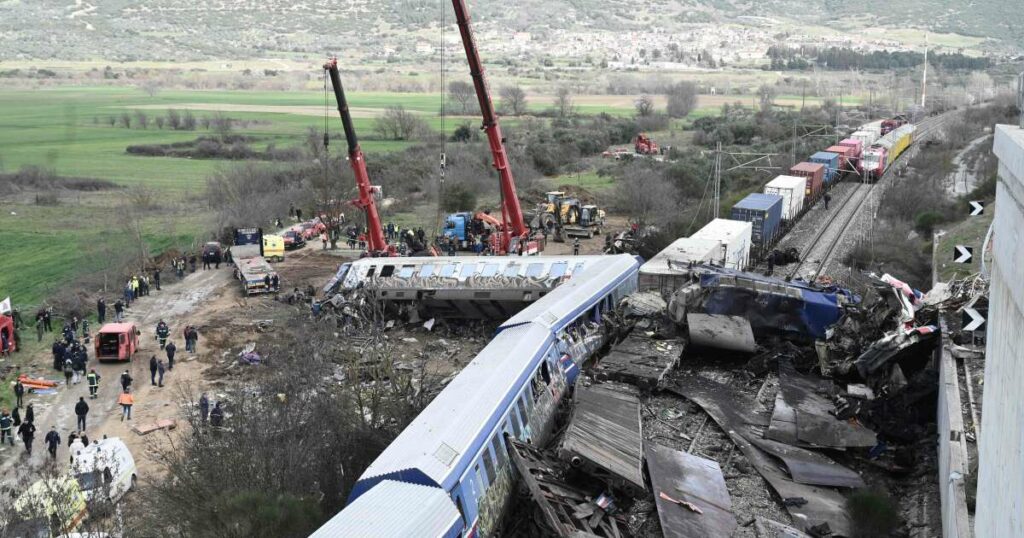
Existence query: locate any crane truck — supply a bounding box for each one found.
[451,0,540,256]
[324,58,396,258]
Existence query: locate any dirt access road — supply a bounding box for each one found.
[0,266,231,486]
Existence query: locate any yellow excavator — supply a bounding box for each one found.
[538,191,605,241]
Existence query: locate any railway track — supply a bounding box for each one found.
[784,112,954,280]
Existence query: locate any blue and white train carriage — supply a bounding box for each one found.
[311,254,640,537]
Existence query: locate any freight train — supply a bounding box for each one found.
[311,254,641,537]
[721,116,918,254]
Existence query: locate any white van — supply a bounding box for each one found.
[71,438,137,506]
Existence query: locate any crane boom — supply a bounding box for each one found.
[324,58,392,256]
[451,0,529,252]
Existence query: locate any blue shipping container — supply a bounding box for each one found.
[810,151,840,183]
[730,193,783,246]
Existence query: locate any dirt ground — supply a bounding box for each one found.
[0,242,349,487]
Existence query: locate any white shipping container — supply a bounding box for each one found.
[764,175,807,220]
[851,130,878,148]
[641,237,722,276]
[692,218,752,270]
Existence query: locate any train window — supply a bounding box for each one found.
[525,263,544,278]
[517,398,529,427]
[475,464,486,490]
[549,262,568,278]
[510,412,523,439]
[541,361,551,385]
[440,264,457,278]
[521,391,533,414]
[419,264,435,278]
[503,264,520,277]
[491,436,508,470]
[379,265,395,277]
[460,264,477,278]
[482,449,496,484]
[482,264,499,277]
[398,265,416,278]
[366,266,376,278]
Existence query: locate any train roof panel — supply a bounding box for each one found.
[357,323,553,490]
[310,480,461,538]
[498,254,640,331]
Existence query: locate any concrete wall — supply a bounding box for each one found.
[975,125,1024,538]
[937,316,972,538]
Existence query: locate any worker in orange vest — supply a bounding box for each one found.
[118,389,135,422]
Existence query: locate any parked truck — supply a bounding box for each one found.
[232,228,279,295]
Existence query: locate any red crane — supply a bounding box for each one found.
[452,0,534,255]
[324,58,395,257]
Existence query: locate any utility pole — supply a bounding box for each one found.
[714,143,726,220]
[921,34,929,108]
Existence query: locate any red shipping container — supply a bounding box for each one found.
[838,138,863,161]
[790,162,825,200]
[826,145,853,173]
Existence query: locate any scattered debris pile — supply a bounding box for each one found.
[502,267,969,537]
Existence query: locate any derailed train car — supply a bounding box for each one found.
[310,254,640,537]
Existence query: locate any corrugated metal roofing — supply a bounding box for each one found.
[310,480,460,538]
[734,193,783,211]
[500,254,640,331]
[357,323,553,489]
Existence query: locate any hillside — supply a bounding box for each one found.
[0,0,1018,62]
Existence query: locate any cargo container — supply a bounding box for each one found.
[691,218,752,271]
[790,162,825,200]
[838,138,863,163]
[764,175,807,220]
[810,151,841,183]
[729,193,783,246]
[850,130,877,150]
[857,120,883,143]
[826,145,853,173]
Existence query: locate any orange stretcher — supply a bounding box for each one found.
[18,374,58,389]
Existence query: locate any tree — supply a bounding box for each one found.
[757,84,777,112]
[500,85,528,116]
[441,182,477,212]
[134,110,149,130]
[119,112,132,129]
[666,81,698,118]
[555,86,575,118]
[609,167,677,228]
[155,116,165,129]
[373,106,428,141]
[448,81,475,115]
[140,78,161,98]
[167,109,181,130]
[182,110,197,130]
[635,95,655,117]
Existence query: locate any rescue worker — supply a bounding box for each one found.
[52,339,64,371]
[149,355,158,385]
[210,402,224,428]
[197,393,210,423]
[157,359,166,388]
[118,389,134,421]
[97,297,106,324]
[87,369,100,399]
[120,369,133,391]
[165,341,176,371]
[824,193,831,210]
[35,318,44,343]
[69,435,85,464]
[24,403,34,426]
[572,237,581,256]
[44,427,60,460]
[153,268,161,291]
[13,378,24,408]
[156,319,170,349]
[74,397,89,431]
[113,299,124,322]
[63,357,74,386]
[0,410,13,446]
[17,419,35,454]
